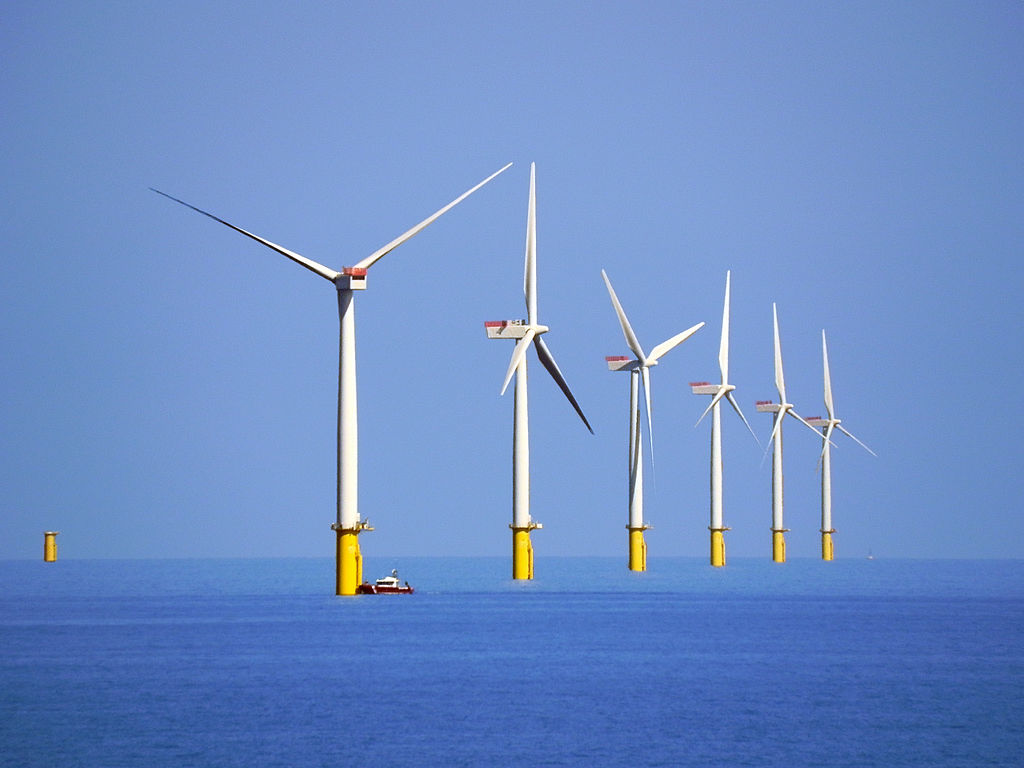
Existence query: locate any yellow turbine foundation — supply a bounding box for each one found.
[43,531,59,563]
[627,526,648,572]
[333,522,372,596]
[772,529,788,563]
[511,525,537,580]
[821,530,835,561]
[709,527,729,568]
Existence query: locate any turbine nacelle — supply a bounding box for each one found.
[606,356,640,372]
[691,381,735,396]
[334,267,368,291]
[605,356,656,372]
[484,320,549,340]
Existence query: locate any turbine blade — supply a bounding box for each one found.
[773,303,786,402]
[500,328,536,396]
[694,387,726,427]
[151,189,339,281]
[628,385,637,468]
[726,391,761,448]
[524,163,538,325]
[649,322,705,363]
[818,422,836,467]
[641,365,654,470]
[533,335,594,434]
[719,270,731,384]
[823,329,835,419]
[629,404,640,485]
[837,424,877,457]
[770,411,782,454]
[354,162,513,270]
[763,411,784,465]
[601,270,646,362]
[791,408,833,442]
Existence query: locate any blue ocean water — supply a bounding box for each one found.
[2,557,1022,767]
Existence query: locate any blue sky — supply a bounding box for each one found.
[2,2,1022,561]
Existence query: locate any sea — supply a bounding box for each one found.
[1,557,1022,767]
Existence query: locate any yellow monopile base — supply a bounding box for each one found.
[710,528,729,568]
[333,526,366,596]
[43,531,59,563]
[627,527,648,572]
[821,530,835,561]
[511,526,535,580]
[772,529,788,563]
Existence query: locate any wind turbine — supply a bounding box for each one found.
[602,270,703,571]
[755,303,823,563]
[690,271,759,567]
[153,163,512,595]
[804,330,876,560]
[484,163,593,580]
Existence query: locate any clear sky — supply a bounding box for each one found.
[3,1,1022,561]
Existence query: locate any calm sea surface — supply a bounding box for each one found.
[2,557,1022,767]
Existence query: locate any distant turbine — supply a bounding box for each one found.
[485,163,593,581]
[153,163,511,594]
[755,303,823,563]
[602,269,703,572]
[805,330,876,560]
[691,271,759,567]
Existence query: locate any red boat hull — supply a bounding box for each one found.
[356,582,414,595]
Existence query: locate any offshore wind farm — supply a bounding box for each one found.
[5,3,1019,567]
[5,5,1023,768]
[152,161,878,581]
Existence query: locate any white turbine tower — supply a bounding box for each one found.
[602,270,703,572]
[805,330,876,560]
[755,303,823,563]
[153,163,511,595]
[691,271,759,567]
[484,163,593,580]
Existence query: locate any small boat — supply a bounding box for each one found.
[356,569,414,595]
